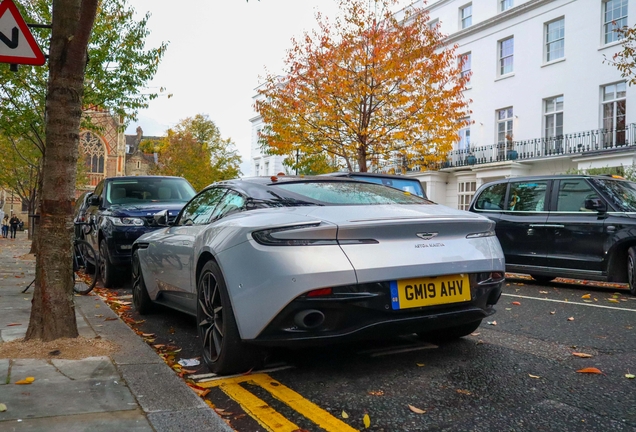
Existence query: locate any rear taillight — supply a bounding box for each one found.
[307,287,333,297]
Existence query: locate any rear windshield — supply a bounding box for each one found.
[105,178,196,206]
[274,181,429,205]
[347,175,426,198]
[590,178,636,212]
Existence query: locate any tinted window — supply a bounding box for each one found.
[556,179,598,212]
[507,181,549,211]
[275,181,427,205]
[474,183,507,210]
[348,175,425,197]
[105,178,196,206]
[211,191,246,221]
[590,178,636,211]
[179,188,226,226]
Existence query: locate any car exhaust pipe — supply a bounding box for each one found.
[294,309,325,330]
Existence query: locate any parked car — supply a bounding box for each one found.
[85,176,196,287]
[469,174,636,295]
[323,171,427,198]
[132,175,505,374]
[73,191,93,240]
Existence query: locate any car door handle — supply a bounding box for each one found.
[607,225,616,232]
[182,241,191,246]
[529,224,565,228]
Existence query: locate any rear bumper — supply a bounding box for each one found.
[249,276,502,346]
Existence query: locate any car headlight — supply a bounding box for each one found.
[107,216,145,227]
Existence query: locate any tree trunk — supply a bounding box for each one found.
[26,0,98,342]
[357,145,368,172]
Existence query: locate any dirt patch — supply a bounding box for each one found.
[0,337,118,360]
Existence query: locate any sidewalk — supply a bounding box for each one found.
[0,232,233,432]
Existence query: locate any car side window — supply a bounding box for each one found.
[210,191,246,221]
[178,188,227,226]
[556,179,598,212]
[506,181,549,211]
[474,183,507,210]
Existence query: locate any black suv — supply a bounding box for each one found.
[86,176,196,287]
[470,174,636,295]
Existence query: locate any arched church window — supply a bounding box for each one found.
[79,132,105,174]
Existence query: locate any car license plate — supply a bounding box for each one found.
[390,274,471,310]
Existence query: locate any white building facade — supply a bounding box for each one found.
[249,86,286,177]
[403,0,636,208]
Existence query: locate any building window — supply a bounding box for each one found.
[460,4,472,29]
[459,52,471,80]
[79,132,105,174]
[545,96,564,153]
[604,0,628,44]
[500,0,513,11]
[499,37,514,75]
[255,163,260,175]
[458,117,471,152]
[602,82,627,146]
[497,107,514,158]
[21,200,28,212]
[545,18,565,62]
[428,18,439,31]
[458,181,477,210]
[264,161,270,175]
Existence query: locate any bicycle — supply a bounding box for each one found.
[73,222,99,295]
[21,225,99,295]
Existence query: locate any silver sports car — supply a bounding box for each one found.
[132,176,505,375]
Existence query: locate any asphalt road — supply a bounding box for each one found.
[109,276,636,432]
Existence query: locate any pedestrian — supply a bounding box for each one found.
[1,215,8,238]
[9,214,19,239]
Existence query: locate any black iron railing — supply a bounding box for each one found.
[442,124,636,168]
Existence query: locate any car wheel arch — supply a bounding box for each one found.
[606,241,633,283]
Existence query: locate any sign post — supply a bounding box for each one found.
[0,0,46,66]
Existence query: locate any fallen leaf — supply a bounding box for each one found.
[205,400,215,409]
[581,294,591,299]
[456,389,472,395]
[368,390,384,396]
[539,290,549,294]
[487,321,497,326]
[416,363,425,367]
[512,301,521,306]
[607,299,620,303]
[363,413,371,429]
[142,333,156,337]
[341,411,349,419]
[104,317,117,321]
[470,332,480,336]
[572,352,593,358]
[550,311,556,315]
[94,314,104,317]
[408,404,426,414]
[49,350,61,356]
[186,383,210,397]
[528,374,541,379]
[0,403,6,412]
[505,308,512,311]
[6,323,21,327]
[625,373,635,379]
[567,317,575,321]
[576,367,602,374]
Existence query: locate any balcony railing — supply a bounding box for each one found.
[443,124,636,168]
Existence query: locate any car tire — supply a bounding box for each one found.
[99,240,117,288]
[628,247,636,296]
[417,320,482,343]
[531,275,556,284]
[197,260,263,375]
[132,250,154,314]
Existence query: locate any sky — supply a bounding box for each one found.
[125,0,342,176]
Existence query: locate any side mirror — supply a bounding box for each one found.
[584,198,607,213]
[154,209,171,226]
[89,195,100,206]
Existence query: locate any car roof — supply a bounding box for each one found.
[104,175,186,181]
[485,174,630,184]
[322,171,421,181]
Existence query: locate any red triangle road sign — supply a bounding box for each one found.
[0,0,46,66]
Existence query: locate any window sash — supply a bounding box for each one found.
[546,19,565,61]
[604,0,628,44]
[501,0,513,11]
[499,38,514,75]
[461,5,472,28]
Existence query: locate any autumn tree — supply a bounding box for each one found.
[256,0,470,173]
[144,114,242,191]
[606,25,636,85]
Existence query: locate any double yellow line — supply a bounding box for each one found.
[198,373,358,432]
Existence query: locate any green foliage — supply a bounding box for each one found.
[151,115,242,191]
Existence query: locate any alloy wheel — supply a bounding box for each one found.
[629,254,635,294]
[198,271,224,363]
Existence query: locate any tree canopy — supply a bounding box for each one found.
[142,114,242,191]
[607,25,636,86]
[256,0,470,173]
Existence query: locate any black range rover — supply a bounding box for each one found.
[469,174,636,295]
[86,176,196,287]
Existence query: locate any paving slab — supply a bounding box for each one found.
[147,407,234,432]
[51,357,118,381]
[0,358,8,383]
[1,410,154,432]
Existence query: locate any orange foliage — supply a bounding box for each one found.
[256,0,470,172]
